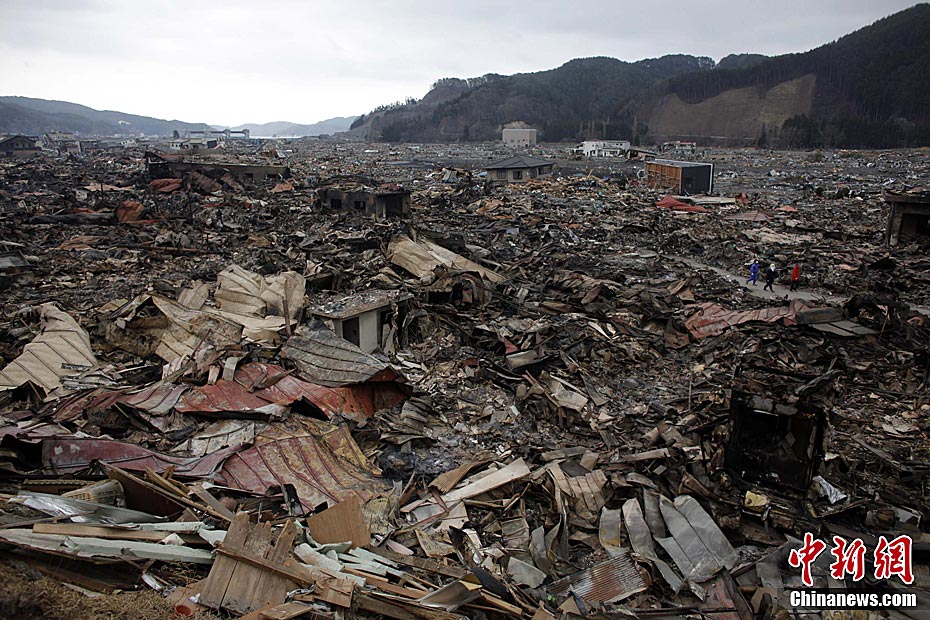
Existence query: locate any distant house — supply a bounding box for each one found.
[0,135,40,158]
[485,155,554,184]
[659,141,697,156]
[502,127,537,146]
[169,137,219,152]
[575,140,631,157]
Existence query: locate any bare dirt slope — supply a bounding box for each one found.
[648,74,816,140]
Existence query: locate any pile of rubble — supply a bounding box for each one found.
[0,145,928,619]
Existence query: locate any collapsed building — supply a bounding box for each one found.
[315,177,411,219]
[145,151,290,184]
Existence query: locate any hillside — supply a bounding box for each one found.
[350,4,930,147]
[0,97,212,136]
[640,4,930,147]
[347,55,715,143]
[227,116,359,137]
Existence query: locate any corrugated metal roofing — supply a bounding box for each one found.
[118,383,189,415]
[656,196,709,213]
[684,299,806,339]
[548,551,646,604]
[0,304,98,393]
[40,438,240,477]
[219,418,388,510]
[174,379,270,414]
[174,362,407,422]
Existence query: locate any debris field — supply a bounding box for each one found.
[0,142,929,620]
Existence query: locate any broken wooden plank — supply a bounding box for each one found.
[305,496,369,548]
[357,592,468,620]
[213,546,316,588]
[191,484,236,521]
[442,459,530,504]
[240,601,319,620]
[429,461,487,494]
[607,448,671,464]
[200,512,253,609]
[370,548,467,579]
[342,569,428,599]
[31,522,197,543]
[255,520,299,610]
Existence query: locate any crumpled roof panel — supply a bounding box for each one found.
[685,299,806,339]
[282,324,404,387]
[219,418,388,510]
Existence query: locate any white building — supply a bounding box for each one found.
[502,127,537,146]
[575,140,631,157]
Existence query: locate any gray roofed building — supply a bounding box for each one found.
[485,154,554,184]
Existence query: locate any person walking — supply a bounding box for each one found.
[746,259,760,286]
[764,263,777,292]
[790,263,801,291]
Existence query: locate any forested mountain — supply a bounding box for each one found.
[716,54,769,70]
[644,3,930,147]
[0,97,212,136]
[349,4,930,147]
[347,55,715,143]
[0,97,355,138]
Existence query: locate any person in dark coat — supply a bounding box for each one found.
[764,263,777,292]
[746,259,760,286]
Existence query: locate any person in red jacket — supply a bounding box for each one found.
[790,264,801,291]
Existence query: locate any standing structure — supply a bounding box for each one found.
[885,190,930,246]
[575,141,631,157]
[485,155,554,185]
[0,135,39,157]
[502,127,537,146]
[645,159,714,194]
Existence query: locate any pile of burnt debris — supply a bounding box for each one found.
[0,144,928,620]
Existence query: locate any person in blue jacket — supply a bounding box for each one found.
[746,259,760,285]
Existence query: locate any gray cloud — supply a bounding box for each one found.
[0,0,920,125]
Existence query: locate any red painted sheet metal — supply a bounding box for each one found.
[0,421,73,442]
[174,378,269,414]
[657,196,709,213]
[241,362,409,423]
[219,418,388,510]
[685,299,806,339]
[48,383,188,423]
[175,362,408,422]
[50,388,125,423]
[40,437,242,477]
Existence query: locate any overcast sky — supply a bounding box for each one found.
[0,1,919,126]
